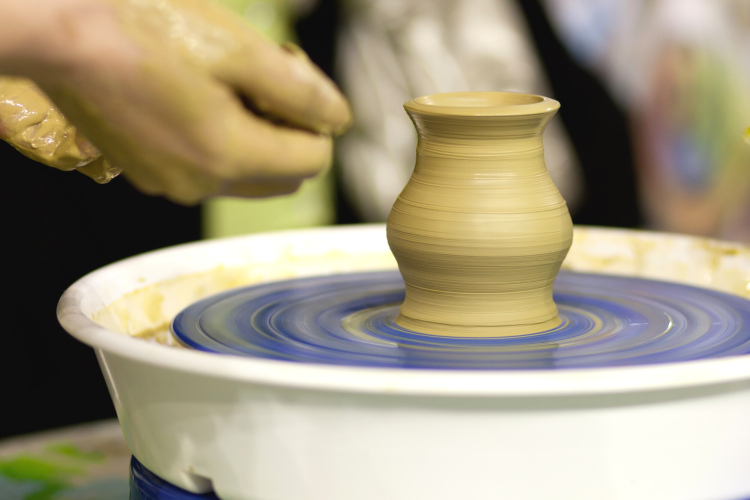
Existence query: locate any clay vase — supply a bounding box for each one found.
[386,92,573,337]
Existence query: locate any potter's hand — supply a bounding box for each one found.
[0,0,351,204]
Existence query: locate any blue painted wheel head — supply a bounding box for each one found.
[172,271,750,370]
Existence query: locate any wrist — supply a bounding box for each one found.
[0,0,126,84]
[0,0,62,76]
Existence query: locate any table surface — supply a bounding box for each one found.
[0,419,131,499]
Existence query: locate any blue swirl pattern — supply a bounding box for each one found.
[172,271,750,369]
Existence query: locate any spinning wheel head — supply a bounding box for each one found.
[172,271,750,369]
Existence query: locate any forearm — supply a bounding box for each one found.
[0,0,130,86]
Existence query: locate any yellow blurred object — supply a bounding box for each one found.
[226,0,293,42]
[744,127,750,144]
[77,157,123,184]
[204,0,336,238]
[204,172,335,237]
[0,76,122,183]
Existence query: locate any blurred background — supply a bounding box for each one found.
[2,0,750,439]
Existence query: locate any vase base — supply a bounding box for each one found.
[393,313,563,338]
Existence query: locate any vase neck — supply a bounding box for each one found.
[407,115,555,176]
[407,111,556,160]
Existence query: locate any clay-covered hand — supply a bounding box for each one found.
[0,0,351,203]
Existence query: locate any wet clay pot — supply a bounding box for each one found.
[387,92,573,337]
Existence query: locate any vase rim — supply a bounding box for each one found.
[404,91,559,117]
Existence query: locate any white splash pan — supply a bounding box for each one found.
[58,224,750,500]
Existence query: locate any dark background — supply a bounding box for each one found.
[0,0,641,440]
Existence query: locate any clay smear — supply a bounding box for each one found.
[387,92,573,337]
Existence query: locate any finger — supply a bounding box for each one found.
[116,97,330,202]
[124,168,206,205]
[214,39,352,135]
[121,166,165,198]
[218,179,302,198]
[164,173,222,205]
[126,160,225,205]
[77,157,122,184]
[219,108,334,181]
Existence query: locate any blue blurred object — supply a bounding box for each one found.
[172,270,750,369]
[130,457,219,500]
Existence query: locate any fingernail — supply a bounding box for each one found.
[316,80,353,135]
[281,41,311,62]
[334,105,353,136]
[281,41,352,135]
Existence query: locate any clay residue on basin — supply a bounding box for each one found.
[92,250,398,346]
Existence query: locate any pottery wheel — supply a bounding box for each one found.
[171,271,750,369]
